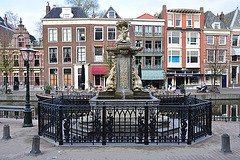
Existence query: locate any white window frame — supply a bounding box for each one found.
[108,11,115,18]
[218,50,226,63]
[168,13,174,27]
[107,26,116,41]
[187,32,199,45]
[155,26,162,35]
[48,28,57,42]
[76,46,86,63]
[187,50,199,63]
[194,15,200,28]
[62,27,72,42]
[94,75,101,86]
[168,50,181,64]
[76,27,86,42]
[207,50,215,62]
[219,36,226,45]
[186,15,192,28]
[63,68,72,86]
[94,26,103,41]
[145,26,152,35]
[232,34,239,47]
[94,46,103,62]
[175,14,181,27]
[207,36,214,45]
[62,46,72,64]
[212,22,220,29]
[168,31,181,45]
[135,40,142,47]
[135,25,142,35]
[48,47,58,64]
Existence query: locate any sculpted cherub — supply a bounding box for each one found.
[116,20,131,43]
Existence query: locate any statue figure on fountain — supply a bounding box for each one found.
[105,59,117,92]
[116,20,131,43]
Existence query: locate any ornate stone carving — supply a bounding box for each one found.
[132,59,143,91]
[106,59,117,91]
[116,20,131,43]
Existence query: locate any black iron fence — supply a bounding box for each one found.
[38,94,212,145]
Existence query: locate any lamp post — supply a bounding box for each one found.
[20,45,37,127]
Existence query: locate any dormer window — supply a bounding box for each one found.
[212,22,220,29]
[109,11,115,18]
[60,8,73,18]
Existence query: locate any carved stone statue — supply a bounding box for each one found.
[132,59,143,91]
[116,20,131,43]
[105,59,117,91]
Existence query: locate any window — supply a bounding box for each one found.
[145,26,152,35]
[186,15,192,28]
[218,50,225,62]
[168,13,174,27]
[232,55,237,62]
[35,73,40,86]
[155,56,161,69]
[145,56,152,69]
[212,22,220,29]
[231,66,238,83]
[187,51,198,63]
[34,55,40,66]
[94,27,103,41]
[135,56,142,66]
[76,28,85,42]
[168,31,181,45]
[155,26,162,35]
[168,50,181,63]
[13,55,19,67]
[145,41,152,52]
[135,40,142,47]
[64,69,71,86]
[50,69,57,85]
[62,28,71,42]
[194,15,200,28]
[135,25,142,35]
[63,47,71,63]
[207,36,214,44]
[155,41,162,52]
[232,34,238,46]
[49,47,57,64]
[77,46,86,63]
[187,32,199,45]
[107,27,116,40]
[94,46,103,62]
[18,37,24,47]
[219,36,226,45]
[175,14,181,27]
[94,75,101,86]
[48,28,57,42]
[207,50,215,62]
[108,11,115,18]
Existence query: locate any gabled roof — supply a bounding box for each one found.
[204,11,227,29]
[222,8,240,28]
[137,13,158,19]
[167,8,201,14]
[0,16,14,31]
[102,6,121,18]
[43,7,88,19]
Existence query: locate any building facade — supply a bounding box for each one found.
[42,4,165,90]
[160,5,205,90]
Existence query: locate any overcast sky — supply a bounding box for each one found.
[0,0,239,38]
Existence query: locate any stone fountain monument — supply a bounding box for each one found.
[90,20,160,105]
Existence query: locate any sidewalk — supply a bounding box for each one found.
[0,118,240,160]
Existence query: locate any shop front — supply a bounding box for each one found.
[91,65,109,90]
[141,69,165,89]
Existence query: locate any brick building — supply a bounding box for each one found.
[42,4,165,90]
[0,18,44,91]
[160,5,205,90]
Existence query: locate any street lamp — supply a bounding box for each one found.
[20,45,37,127]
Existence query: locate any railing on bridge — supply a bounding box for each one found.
[38,94,212,145]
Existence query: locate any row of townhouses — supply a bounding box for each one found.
[0,3,240,91]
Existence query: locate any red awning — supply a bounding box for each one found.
[92,65,110,75]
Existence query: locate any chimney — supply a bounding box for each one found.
[4,14,7,25]
[46,2,51,15]
[220,11,224,21]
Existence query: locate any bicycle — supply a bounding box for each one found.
[209,86,220,93]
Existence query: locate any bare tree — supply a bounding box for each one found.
[65,0,99,16]
[5,11,19,28]
[34,21,43,39]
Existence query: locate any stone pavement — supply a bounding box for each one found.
[0,118,240,160]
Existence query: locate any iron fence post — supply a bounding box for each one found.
[187,105,192,145]
[102,102,106,145]
[144,102,149,145]
[59,106,63,145]
[38,98,41,136]
[207,100,212,135]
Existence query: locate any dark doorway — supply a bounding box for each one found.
[222,75,227,88]
[13,77,19,90]
[176,77,184,89]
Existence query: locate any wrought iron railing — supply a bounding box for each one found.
[38,95,212,145]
